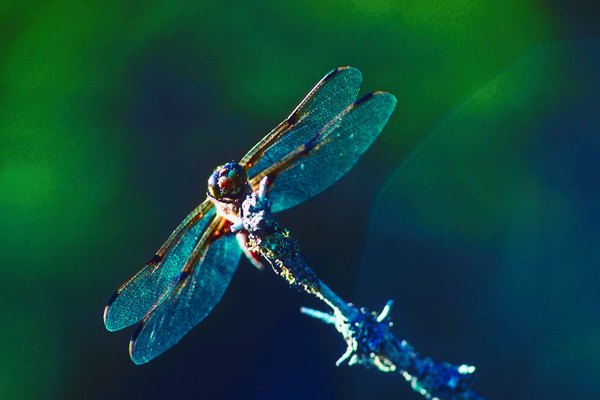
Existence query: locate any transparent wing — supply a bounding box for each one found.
[243,67,363,207]
[104,199,216,331]
[252,92,397,212]
[129,233,242,364]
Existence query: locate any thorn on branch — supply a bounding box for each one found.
[301,300,483,399]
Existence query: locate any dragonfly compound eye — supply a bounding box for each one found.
[207,162,248,202]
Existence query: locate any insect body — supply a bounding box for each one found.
[103,67,396,364]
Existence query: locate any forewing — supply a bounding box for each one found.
[244,67,362,194]
[256,92,397,212]
[129,233,242,364]
[104,200,216,331]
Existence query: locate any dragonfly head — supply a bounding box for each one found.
[207,162,249,205]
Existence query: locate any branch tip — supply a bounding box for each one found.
[300,306,336,325]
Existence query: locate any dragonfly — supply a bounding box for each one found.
[104,66,397,365]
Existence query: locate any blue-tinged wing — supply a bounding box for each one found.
[243,67,363,210]
[104,200,216,331]
[254,92,397,212]
[129,233,242,364]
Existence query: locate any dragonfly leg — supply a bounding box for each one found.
[257,176,269,200]
[230,220,244,233]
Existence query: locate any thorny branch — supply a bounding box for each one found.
[232,177,484,400]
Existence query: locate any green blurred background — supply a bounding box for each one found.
[0,1,598,399]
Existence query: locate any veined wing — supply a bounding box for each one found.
[241,67,363,211]
[251,92,397,212]
[129,228,242,364]
[104,199,216,331]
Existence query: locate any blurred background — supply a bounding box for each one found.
[0,1,598,399]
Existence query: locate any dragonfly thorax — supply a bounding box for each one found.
[207,162,249,202]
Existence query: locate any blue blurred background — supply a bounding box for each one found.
[0,1,598,399]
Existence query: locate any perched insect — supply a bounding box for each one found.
[104,67,396,364]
